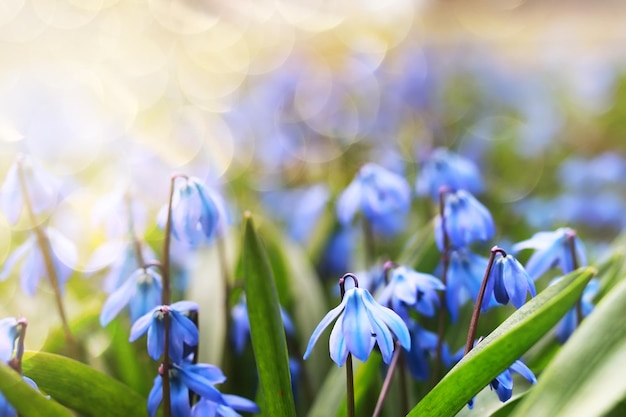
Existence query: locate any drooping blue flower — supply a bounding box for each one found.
[162,176,223,247]
[415,148,483,200]
[469,360,536,408]
[0,154,59,225]
[513,228,587,280]
[191,393,260,417]
[303,279,410,366]
[435,190,495,251]
[231,295,295,355]
[554,278,600,344]
[483,251,535,309]
[336,163,411,233]
[147,362,228,417]
[317,225,355,279]
[129,301,199,363]
[100,266,163,326]
[403,320,440,381]
[0,227,77,296]
[0,318,19,363]
[445,249,497,322]
[377,264,444,320]
[0,375,41,417]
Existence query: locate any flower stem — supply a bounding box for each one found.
[16,159,77,358]
[566,232,583,325]
[8,318,27,374]
[435,187,450,380]
[464,246,506,355]
[124,192,146,268]
[372,342,404,417]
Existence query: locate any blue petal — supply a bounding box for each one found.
[100,271,138,326]
[191,398,218,417]
[341,289,376,362]
[129,308,157,342]
[170,377,192,417]
[147,375,163,417]
[147,317,165,361]
[170,310,199,346]
[223,394,260,414]
[361,289,410,350]
[336,180,362,225]
[509,360,536,384]
[328,313,349,366]
[303,297,347,360]
[176,364,225,405]
[20,243,44,296]
[171,300,200,314]
[365,305,394,363]
[0,237,33,281]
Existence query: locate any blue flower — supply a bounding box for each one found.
[445,249,497,322]
[1,154,59,225]
[435,190,495,251]
[0,318,19,363]
[377,265,444,319]
[0,228,77,296]
[162,176,223,247]
[100,267,163,327]
[513,228,587,280]
[478,360,536,407]
[191,394,260,417]
[129,301,199,363]
[303,281,410,366]
[317,225,355,279]
[147,362,228,417]
[416,148,483,200]
[404,320,440,381]
[231,295,295,355]
[554,278,599,343]
[336,163,411,233]
[0,375,41,417]
[483,251,535,309]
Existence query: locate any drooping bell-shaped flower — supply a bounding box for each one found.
[435,190,495,251]
[129,301,199,363]
[1,154,59,225]
[0,318,19,363]
[191,393,260,417]
[336,163,411,234]
[416,148,483,201]
[377,264,444,320]
[100,266,163,326]
[483,251,535,310]
[513,227,587,280]
[0,227,77,296]
[303,274,410,366]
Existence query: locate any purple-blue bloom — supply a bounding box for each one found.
[513,228,587,280]
[435,190,495,251]
[129,301,199,363]
[100,266,163,326]
[0,318,19,363]
[164,176,223,247]
[336,163,411,233]
[231,295,295,355]
[0,228,77,296]
[147,362,228,417]
[416,148,483,200]
[303,285,410,365]
[377,265,444,319]
[468,359,536,408]
[404,320,440,381]
[554,278,599,344]
[191,394,260,417]
[483,251,535,309]
[1,154,59,225]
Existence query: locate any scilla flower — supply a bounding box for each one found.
[435,190,495,251]
[303,273,410,366]
[162,176,223,247]
[129,301,199,363]
[468,359,536,408]
[0,227,77,296]
[513,227,587,280]
[1,154,59,225]
[483,249,535,310]
[554,278,600,343]
[416,148,483,200]
[0,318,19,363]
[100,266,163,326]
[336,163,411,231]
[191,394,260,417]
[377,263,444,319]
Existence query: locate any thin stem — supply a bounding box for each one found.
[346,353,355,417]
[372,343,403,417]
[16,159,77,358]
[124,192,145,268]
[464,246,506,356]
[566,233,583,325]
[8,318,27,375]
[435,187,450,380]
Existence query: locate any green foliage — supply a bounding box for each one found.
[21,351,147,417]
[406,267,595,417]
[241,213,297,417]
[509,275,626,417]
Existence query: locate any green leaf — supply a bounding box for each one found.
[509,274,626,417]
[21,351,147,417]
[406,267,595,417]
[241,213,297,417]
[0,361,72,417]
